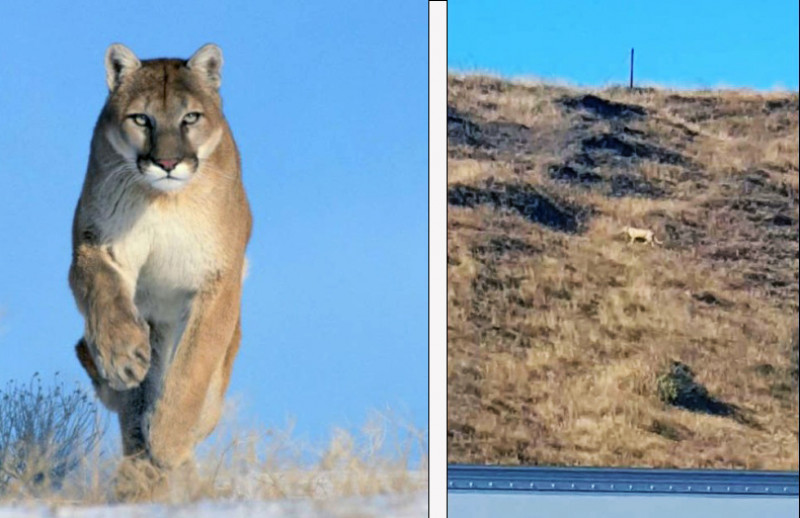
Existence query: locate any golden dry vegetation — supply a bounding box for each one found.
[1,384,426,506]
[447,73,799,469]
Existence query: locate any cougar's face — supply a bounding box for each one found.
[103,60,224,193]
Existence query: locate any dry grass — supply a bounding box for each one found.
[0,382,427,506]
[1,374,105,497]
[447,73,799,469]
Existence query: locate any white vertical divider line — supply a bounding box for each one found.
[428,1,447,517]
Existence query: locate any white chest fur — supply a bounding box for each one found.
[100,196,219,325]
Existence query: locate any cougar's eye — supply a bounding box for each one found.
[130,114,150,127]
[183,112,202,125]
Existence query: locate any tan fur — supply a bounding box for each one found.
[69,43,251,500]
[623,226,663,246]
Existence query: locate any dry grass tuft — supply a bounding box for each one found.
[448,74,799,469]
[0,374,104,498]
[188,410,427,503]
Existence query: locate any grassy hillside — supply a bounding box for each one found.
[447,74,799,470]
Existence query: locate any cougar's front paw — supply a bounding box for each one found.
[91,315,151,390]
[113,455,167,502]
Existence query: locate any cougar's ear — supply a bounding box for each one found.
[187,43,223,89]
[105,43,141,91]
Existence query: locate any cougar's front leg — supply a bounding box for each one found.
[70,244,151,390]
[76,336,152,456]
[145,274,241,469]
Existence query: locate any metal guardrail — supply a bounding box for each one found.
[448,464,800,497]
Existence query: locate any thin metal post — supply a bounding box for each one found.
[629,48,634,90]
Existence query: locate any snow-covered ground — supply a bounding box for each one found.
[0,491,426,518]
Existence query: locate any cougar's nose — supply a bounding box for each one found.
[154,158,179,172]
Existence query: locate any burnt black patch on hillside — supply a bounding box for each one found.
[692,291,733,308]
[548,162,666,198]
[561,94,646,120]
[447,106,482,147]
[610,174,666,198]
[742,197,793,216]
[472,236,542,257]
[772,213,794,226]
[448,180,582,233]
[764,98,800,113]
[548,164,603,184]
[548,145,668,198]
[583,134,686,165]
[543,109,693,197]
[448,106,534,158]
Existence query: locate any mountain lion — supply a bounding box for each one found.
[623,226,663,246]
[69,43,252,500]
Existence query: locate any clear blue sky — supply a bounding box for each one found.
[449,0,799,90]
[0,0,427,454]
